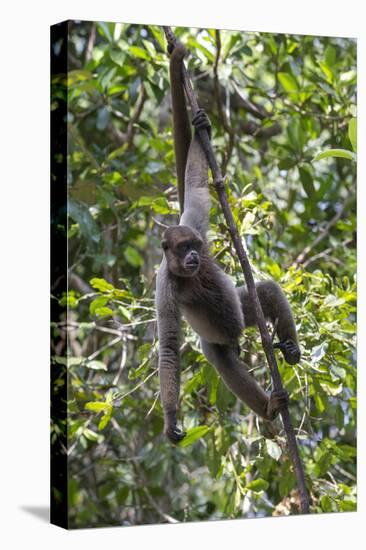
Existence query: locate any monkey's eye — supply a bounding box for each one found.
[177,242,192,256]
[161,240,169,251]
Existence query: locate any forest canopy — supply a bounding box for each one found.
[51,22,356,528]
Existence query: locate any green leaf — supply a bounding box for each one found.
[179,425,211,448]
[68,199,100,244]
[90,277,114,292]
[97,22,113,42]
[313,149,356,162]
[320,495,333,512]
[53,356,84,367]
[98,411,112,430]
[246,479,269,492]
[86,360,108,371]
[85,401,111,413]
[137,343,152,362]
[319,61,334,83]
[89,296,109,316]
[314,392,325,413]
[67,70,93,86]
[184,369,204,394]
[240,211,256,234]
[124,246,143,268]
[109,48,126,67]
[207,433,222,479]
[83,428,99,441]
[129,46,150,60]
[266,439,282,461]
[287,118,305,151]
[299,164,315,198]
[93,306,113,317]
[150,26,165,52]
[311,342,328,363]
[142,39,156,58]
[325,45,336,68]
[278,469,296,497]
[339,500,356,512]
[348,118,357,152]
[278,72,299,93]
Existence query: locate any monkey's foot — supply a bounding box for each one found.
[273,339,301,365]
[192,109,211,136]
[267,389,289,420]
[164,424,187,444]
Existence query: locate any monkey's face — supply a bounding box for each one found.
[162,225,203,278]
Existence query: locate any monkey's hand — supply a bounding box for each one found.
[266,389,289,420]
[164,411,186,444]
[273,339,301,365]
[192,109,211,138]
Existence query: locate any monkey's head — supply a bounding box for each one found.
[162,225,203,278]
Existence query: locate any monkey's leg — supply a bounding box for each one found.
[237,280,300,365]
[201,339,288,420]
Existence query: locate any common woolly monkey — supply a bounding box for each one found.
[156,42,300,443]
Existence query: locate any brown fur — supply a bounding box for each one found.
[156,42,300,443]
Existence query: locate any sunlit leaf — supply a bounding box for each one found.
[348,118,357,152]
[246,479,269,492]
[86,360,108,371]
[278,72,299,93]
[179,425,211,448]
[313,149,356,162]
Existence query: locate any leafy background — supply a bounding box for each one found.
[51,22,356,528]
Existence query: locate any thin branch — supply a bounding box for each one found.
[163,26,310,514]
[291,195,355,268]
[113,335,128,385]
[85,22,96,64]
[87,335,122,361]
[126,83,147,149]
[115,368,158,401]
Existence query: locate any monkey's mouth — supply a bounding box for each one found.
[185,259,200,272]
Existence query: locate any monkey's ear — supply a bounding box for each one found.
[161,239,169,251]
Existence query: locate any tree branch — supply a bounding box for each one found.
[163,26,310,514]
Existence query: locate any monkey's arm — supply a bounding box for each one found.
[180,119,210,236]
[156,263,185,442]
[238,280,301,364]
[170,43,192,213]
[201,340,287,420]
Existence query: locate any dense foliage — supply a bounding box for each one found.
[51,22,356,528]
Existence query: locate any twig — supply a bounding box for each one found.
[85,22,96,63]
[126,83,147,149]
[115,368,158,401]
[113,335,128,385]
[163,26,310,514]
[291,195,354,268]
[87,335,122,361]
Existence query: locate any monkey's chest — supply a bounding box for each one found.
[181,305,231,344]
[180,293,244,345]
